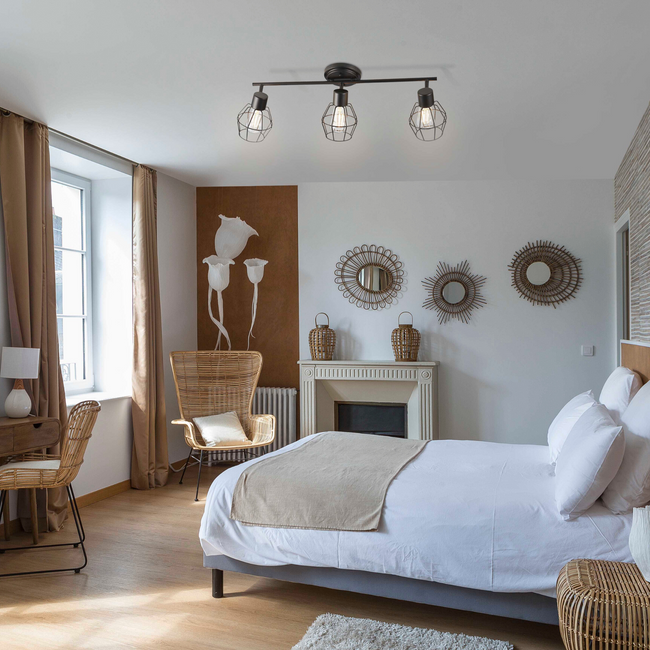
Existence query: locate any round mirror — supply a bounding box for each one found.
[357,265,392,293]
[442,281,466,305]
[526,261,552,286]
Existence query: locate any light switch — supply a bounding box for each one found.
[581,345,595,357]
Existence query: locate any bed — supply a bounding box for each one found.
[199,340,650,625]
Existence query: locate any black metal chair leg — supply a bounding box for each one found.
[0,484,87,577]
[179,447,194,485]
[212,569,224,598]
[195,450,204,502]
[68,484,86,544]
[66,485,87,573]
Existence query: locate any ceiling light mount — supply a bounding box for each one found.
[323,62,362,86]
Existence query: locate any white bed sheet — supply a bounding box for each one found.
[199,434,633,597]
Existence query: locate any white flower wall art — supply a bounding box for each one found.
[214,215,258,260]
[203,256,235,350]
[244,258,268,350]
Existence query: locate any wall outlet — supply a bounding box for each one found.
[581,345,595,357]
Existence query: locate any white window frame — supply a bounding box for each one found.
[51,168,94,394]
[615,208,631,364]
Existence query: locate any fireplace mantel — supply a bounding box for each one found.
[297,360,439,440]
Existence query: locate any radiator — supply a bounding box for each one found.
[210,387,298,463]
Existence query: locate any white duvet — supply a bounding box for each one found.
[199,434,633,597]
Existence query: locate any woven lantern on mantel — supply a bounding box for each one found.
[309,312,336,361]
[391,311,421,362]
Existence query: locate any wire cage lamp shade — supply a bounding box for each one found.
[409,85,447,141]
[237,91,273,142]
[322,88,357,142]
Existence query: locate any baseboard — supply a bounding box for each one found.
[1,457,191,536]
[73,479,132,510]
[170,457,189,471]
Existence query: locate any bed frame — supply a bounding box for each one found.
[205,340,650,627]
[204,554,559,624]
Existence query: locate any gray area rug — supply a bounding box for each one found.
[292,614,513,650]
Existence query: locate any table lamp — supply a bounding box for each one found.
[1,347,40,418]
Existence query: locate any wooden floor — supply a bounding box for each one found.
[0,465,564,649]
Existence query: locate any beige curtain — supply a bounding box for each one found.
[0,111,68,531]
[131,165,168,489]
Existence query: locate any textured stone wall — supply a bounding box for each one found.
[615,102,650,342]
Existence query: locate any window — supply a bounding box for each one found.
[621,226,630,341]
[616,211,631,361]
[51,169,93,393]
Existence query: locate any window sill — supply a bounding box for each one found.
[66,390,131,407]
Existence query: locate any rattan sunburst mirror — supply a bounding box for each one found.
[334,244,404,310]
[422,261,487,324]
[509,240,582,308]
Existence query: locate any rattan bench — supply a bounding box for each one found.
[557,559,650,650]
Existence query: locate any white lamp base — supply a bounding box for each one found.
[5,380,32,418]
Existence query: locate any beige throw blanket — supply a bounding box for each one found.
[230,431,427,531]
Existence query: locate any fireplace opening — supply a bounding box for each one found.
[335,402,407,438]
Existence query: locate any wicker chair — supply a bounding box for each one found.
[170,351,276,501]
[0,400,101,578]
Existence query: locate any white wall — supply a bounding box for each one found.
[70,176,134,498]
[91,177,133,394]
[299,180,616,445]
[157,172,197,464]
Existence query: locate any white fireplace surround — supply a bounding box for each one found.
[298,360,439,441]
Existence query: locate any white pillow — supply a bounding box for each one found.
[193,411,249,447]
[548,391,596,464]
[602,381,650,513]
[599,366,642,424]
[555,403,624,520]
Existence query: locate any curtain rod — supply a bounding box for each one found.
[0,105,141,168]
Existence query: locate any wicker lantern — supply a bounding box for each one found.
[391,311,421,362]
[309,313,336,361]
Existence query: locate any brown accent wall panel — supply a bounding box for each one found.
[196,186,299,388]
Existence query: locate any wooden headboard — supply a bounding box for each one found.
[621,341,650,384]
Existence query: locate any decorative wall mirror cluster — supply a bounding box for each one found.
[334,244,404,310]
[332,239,582,322]
[509,241,582,308]
[422,260,487,324]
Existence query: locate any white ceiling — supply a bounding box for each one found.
[1,0,649,187]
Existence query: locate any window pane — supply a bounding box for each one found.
[58,317,86,381]
[56,250,85,316]
[52,182,83,250]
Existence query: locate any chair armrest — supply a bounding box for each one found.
[171,419,202,448]
[249,414,276,445]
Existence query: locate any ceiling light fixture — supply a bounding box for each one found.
[409,81,447,141]
[237,62,444,143]
[322,87,357,142]
[237,89,272,143]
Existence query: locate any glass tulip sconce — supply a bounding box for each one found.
[236,62,446,144]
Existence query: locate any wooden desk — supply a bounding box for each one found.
[0,416,60,543]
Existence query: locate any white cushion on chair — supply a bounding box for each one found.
[0,459,60,473]
[193,411,249,447]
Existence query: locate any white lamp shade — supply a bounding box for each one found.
[1,347,40,379]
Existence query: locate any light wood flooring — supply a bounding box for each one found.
[0,465,564,649]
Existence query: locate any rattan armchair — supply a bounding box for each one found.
[170,351,276,501]
[0,400,101,577]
